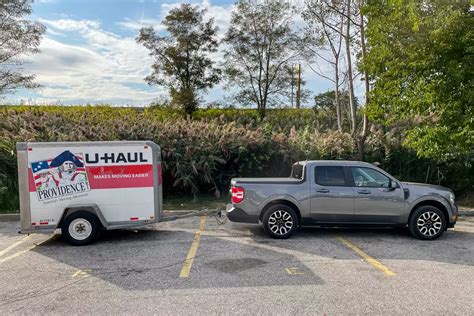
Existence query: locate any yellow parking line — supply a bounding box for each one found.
[72,269,91,278]
[337,236,396,276]
[179,215,207,278]
[285,267,305,275]
[0,236,30,257]
[0,235,58,265]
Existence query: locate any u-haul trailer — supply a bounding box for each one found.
[17,141,169,245]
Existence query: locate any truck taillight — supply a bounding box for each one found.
[231,186,244,204]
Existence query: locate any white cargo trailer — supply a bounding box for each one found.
[17,141,164,245]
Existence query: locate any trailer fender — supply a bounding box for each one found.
[58,204,108,229]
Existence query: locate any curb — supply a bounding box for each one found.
[0,214,20,222]
[459,209,474,217]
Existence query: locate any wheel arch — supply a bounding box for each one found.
[260,199,302,224]
[408,199,449,227]
[58,204,107,229]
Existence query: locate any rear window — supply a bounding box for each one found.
[315,166,347,186]
[290,163,304,179]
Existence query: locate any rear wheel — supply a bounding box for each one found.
[62,211,102,246]
[409,206,446,240]
[262,205,298,239]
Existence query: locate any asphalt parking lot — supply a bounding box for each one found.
[0,214,473,315]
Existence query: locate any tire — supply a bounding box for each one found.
[262,204,298,239]
[61,211,102,246]
[409,205,446,240]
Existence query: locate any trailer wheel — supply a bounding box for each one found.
[62,211,102,246]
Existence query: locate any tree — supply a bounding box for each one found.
[303,0,372,159]
[343,0,358,137]
[364,0,473,161]
[302,0,346,131]
[355,0,370,160]
[137,4,220,117]
[224,0,299,120]
[0,0,45,95]
[313,89,354,130]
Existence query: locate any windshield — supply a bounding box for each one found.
[290,163,304,179]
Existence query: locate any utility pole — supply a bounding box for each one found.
[295,63,301,109]
[291,63,294,108]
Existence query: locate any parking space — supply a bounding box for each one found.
[0,216,473,314]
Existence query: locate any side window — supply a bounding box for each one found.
[315,166,347,186]
[351,167,390,188]
[291,163,304,180]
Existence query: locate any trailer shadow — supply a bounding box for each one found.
[31,224,323,291]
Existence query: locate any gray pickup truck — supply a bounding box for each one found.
[227,160,458,240]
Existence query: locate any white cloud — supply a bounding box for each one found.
[40,19,101,32]
[117,17,164,32]
[118,0,233,39]
[202,0,233,39]
[22,19,164,105]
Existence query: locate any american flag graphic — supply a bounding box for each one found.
[32,153,85,189]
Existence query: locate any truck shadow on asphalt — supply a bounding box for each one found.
[239,223,474,267]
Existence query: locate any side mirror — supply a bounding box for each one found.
[389,179,399,189]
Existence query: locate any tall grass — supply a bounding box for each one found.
[0,105,471,212]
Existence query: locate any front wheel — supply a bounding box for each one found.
[62,211,102,246]
[409,206,446,240]
[262,205,298,239]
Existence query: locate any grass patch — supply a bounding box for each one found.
[163,194,228,211]
[0,208,18,214]
[458,190,474,209]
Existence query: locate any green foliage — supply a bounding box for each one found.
[313,90,355,131]
[0,0,45,95]
[0,141,18,212]
[169,86,199,117]
[0,105,472,212]
[364,0,474,161]
[137,3,220,116]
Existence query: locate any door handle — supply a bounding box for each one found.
[316,189,329,193]
[357,190,371,195]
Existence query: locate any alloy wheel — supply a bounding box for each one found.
[268,210,294,236]
[416,211,442,237]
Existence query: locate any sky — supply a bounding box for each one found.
[8,0,359,107]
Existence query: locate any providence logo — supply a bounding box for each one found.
[31,150,90,202]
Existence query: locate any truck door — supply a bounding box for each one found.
[349,166,404,223]
[310,166,354,222]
